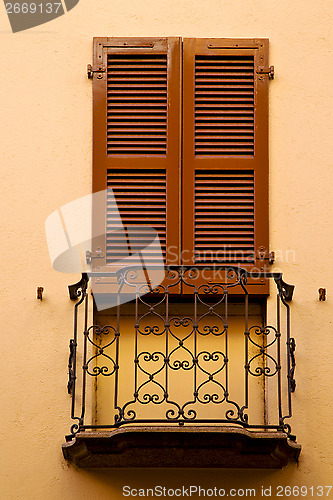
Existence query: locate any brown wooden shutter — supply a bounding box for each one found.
[92,37,181,287]
[182,38,269,293]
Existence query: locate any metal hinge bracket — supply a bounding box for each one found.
[256,65,275,79]
[86,249,105,265]
[257,249,275,265]
[87,64,106,79]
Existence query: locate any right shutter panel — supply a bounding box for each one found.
[182,38,269,294]
[194,169,255,265]
[194,52,255,156]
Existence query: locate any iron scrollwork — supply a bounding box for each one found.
[84,325,118,377]
[67,339,76,395]
[289,338,296,392]
[247,325,281,377]
[68,273,89,300]
[66,266,296,438]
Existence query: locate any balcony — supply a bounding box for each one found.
[62,266,301,468]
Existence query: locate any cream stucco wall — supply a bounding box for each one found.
[1,0,333,498]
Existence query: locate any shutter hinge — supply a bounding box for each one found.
[257,249,275,265]
[87,64,106,79]
[86,249,105,264]
[256,65,275,79]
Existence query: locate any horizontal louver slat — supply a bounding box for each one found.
[107,54,168,155]
[106,169,166,264]
[194,170,255,264]
[195,55,255,156]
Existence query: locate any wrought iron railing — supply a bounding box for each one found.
[66,266,296,441]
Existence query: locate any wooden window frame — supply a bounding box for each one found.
[91,37,271,296]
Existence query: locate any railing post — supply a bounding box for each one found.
[277,293,283,426]
[66,274,89,438]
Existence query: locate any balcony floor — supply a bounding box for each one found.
[62,426,301,468]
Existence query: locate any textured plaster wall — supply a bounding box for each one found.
[0,0,332,498]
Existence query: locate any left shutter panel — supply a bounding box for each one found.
[91,37,181,293]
